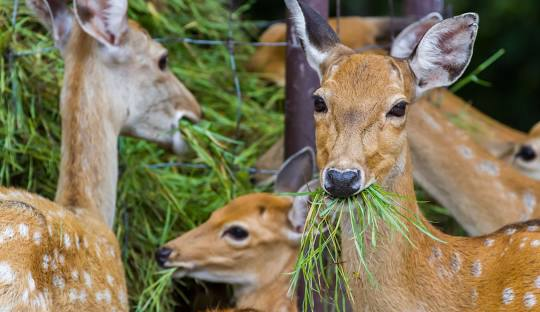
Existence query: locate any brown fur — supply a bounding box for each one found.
[162,194,299,312]
[313,44,540,311]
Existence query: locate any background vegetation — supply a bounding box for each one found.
[1,0,536,311]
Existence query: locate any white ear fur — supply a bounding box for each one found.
[73,0,128,47]
[284,0,340,78]
[410,13,479,95]
[26,0,73,50]
[390,12,443,59]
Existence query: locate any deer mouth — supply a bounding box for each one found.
[165,261,197,279]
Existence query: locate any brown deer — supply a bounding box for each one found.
[156,148,317,312]
[0,0,201,310]
[247,16,411,86]
[255,13,540,236]
[287,1,540,310]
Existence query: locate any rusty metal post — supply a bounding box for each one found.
[284,0,328,159]
[405,0,444,17]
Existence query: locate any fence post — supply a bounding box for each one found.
[284,0,328,159]
[405,0,444,17]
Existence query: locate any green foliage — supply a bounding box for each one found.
[1,0,282,310]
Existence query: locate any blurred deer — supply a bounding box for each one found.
[287,2,540,310]
[156,148,317,312]
[247,16,411,86]
[0,0,201,310]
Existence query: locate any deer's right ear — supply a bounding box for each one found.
[73,0,128,47]
[390,12,442,59]
[26,0,73,50]
[530,121,540,137]
[284,0,343,78]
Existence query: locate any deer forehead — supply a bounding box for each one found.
[321,54,412,112]
[213,194,292,224]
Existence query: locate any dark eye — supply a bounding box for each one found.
[158,54,168,71]
[223,226,249,241]
[313,95,328,113]
[387,101,408,118]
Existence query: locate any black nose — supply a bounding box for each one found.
[517,145,537,161]
[155,247,173,267]
[323,168,362,198]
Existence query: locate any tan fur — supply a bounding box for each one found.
[0,1,202,309]
[409,93,540,235]
[313,45,540,311]
[162,194,299,312]
[247,17,401,86]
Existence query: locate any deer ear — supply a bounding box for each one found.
[409,13,479,95]
[73,0,128,47]
[275,147,316,194]
[529,121,540,137]
[284,0,342,78]
[390,12,442,58]
[26,0,73,50]
[286,179,320,240]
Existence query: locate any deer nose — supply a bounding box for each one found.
[323,168,362,198]
[517,145,537,161]
[155,247,173,267]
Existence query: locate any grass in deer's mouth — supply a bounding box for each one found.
[290,184,441,311]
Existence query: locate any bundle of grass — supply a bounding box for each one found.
[290,185,441,311]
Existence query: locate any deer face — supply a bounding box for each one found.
[28,0,201,155]
[156,148,316,288]
[513,122,540,179]
[285,0,478,198]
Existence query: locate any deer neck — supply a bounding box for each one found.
[235,247,298,312]
[55,27,121,227]
[340,147,471,311]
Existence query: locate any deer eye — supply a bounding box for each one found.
[387,101,408,118]
[158,54,168,71]
[223,226,249,241]
[313,95,328,113]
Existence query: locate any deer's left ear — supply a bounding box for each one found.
[409,13,479,95]
[284,0,351,78]
[390,12,442,59]
[73,0,128,47]
[285,179,320,243]
[529,121,540,137]
[275,147,316,194]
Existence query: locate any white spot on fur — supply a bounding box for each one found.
[0,262,15,283]
[118,290,127,305]
[476,161,499,176]
[83,271,92,288]
[27,272,35,291]
[535,276,540,288]
[450,252,462,273]
[471,287,478,305]
[458,145,474,159]
[75,233,80,250]
[71,270,79,281]
[52,275,65,289]
[106,274,114,286]
[95,289,112,303]
[42,255,50,271]
[64,233,71,249]
[505,228,517,235]
[83,237,89,249]
[18,224,29,238]
[484,238,495,247]
[421,110,443,132]
[471,260,482,277]
[33,231,41,245]
[524,292,537,309]
[23,289,29,304]
[529,225,540,232]
[2,226,14,241]
[531,240,540,247]
[503,288,515,304]
[68,288,87,303]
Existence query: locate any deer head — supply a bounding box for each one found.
[155,148,316,310]
[512,122,540,179]
[27,0,201,155]
[285,0,478,198]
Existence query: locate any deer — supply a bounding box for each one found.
[286,1,540,310]
[255,12,540,236]
[247,16,412,86]
[155,148,318,312]
[0,0,201,310]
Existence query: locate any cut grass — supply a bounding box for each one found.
[291,185,443,311]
